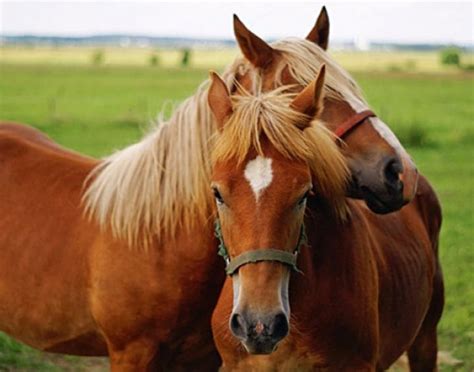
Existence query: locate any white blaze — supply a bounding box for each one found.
[347,90,416,169]
[370,117,405,155]
[370,117,417,169]
[244,156,273,202]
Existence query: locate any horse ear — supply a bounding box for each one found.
[306,6,330,50]
[233,14,275,68]
[290,64,326,118]
[208,71,233,131]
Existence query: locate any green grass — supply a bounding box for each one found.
[0,64,209,157]
[0,61,473,370]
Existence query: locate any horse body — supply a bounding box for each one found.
[0,125,103,353]
[207,56,443,370]
[0,124,223,370]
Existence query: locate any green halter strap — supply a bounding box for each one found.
[214,219,307,276]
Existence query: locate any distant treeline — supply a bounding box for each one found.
[0,35,235,49]
[0,35,472,52]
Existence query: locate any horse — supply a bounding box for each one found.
[0,91,225,370]
[208,65,443,371]
[229,9,419,214]
[0,10,434,371]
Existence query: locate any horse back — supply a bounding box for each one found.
[0,121,93,155]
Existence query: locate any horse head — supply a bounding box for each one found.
[229,9,418,214]
[208,67,349,353]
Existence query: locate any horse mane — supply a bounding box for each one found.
[212,85,349,218]
[232,38,369,110]
[276,38,368,106]
[83,81,216,248]
[83,38,356,248]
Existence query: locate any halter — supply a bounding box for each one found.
[334,110,376,138]
[214,110,374,276]
[215,219,307,276]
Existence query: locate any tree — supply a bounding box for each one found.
[181,48,191,67]
[149,53,160,67]
[441,48,461,66]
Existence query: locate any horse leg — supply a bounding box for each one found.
[407,264,444,372]
[107,338,160,372]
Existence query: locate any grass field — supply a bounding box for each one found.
[0,47,473,371]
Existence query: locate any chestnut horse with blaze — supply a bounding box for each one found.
[209,66,443,371]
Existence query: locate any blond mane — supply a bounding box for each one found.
[83,81,218,247]
[213,85,349,217]
[275,38,368,107]
[84,38,361,247]
[230,38,369,110]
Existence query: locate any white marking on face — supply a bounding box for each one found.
[346,89,417,172]
[344,93,403,155]
[370,117,417,168]
[370,117,404,155]
[244,156,273,202]
[232,274,241,313]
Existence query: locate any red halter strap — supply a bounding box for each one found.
[334,110,376,138]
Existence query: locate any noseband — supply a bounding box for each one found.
[214,110,375,276]
[334,110,376,138]
[215,219,307,276]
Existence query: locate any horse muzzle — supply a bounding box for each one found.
[230,311,289,354]
[349,155,409,214]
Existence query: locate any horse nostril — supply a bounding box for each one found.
[384,158,402,185]
[230,313,247,338]
[269,313,289,342]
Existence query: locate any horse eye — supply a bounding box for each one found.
[213,187,224,205]
[298,190,310,206]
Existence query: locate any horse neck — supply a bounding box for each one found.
[153,220,222,267]
[299,198,374,287]
[285,199,382,361]
[303,197,345,256]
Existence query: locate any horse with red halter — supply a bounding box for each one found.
[229,9,420,215]
[209,63,443,371]
[0,10,440,372]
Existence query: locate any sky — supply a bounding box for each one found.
[0,1,472,45]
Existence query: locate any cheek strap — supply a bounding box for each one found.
[214,219,306,276]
